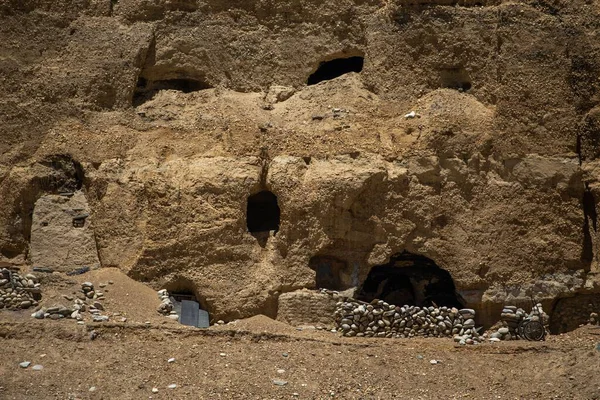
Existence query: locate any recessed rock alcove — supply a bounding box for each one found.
[246,190,280,233]
[133,76,212,106]
[356,252,464,308]
[439,67,472,91]
[309,255,351,291]
[307,56,364,85]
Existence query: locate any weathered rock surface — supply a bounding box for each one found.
[277,289,337,327]
[30,192,100,272]
[0,0,599,326]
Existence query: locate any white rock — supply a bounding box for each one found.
[168,358,176,363]
[404,111,417,119]
[167,384,177,389]
[152,388,159,394]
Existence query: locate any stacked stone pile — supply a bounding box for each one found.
[31,282,112,323]
[489,303,549,341]
[0,268,41,310]
[334,298,483,345]
[489,305,524,340]
[157,289,179,321]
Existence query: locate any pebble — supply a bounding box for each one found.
[430,360,438,365]
[167,384,177,389]
[32,365,43,371]
[273,380,288,386]
[152,388,159,394]
[89,386,96,392]
[277,369,285,374]
[168,358,176,363]
[19,361,31,368]
[219,353,226,357]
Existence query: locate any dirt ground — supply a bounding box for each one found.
[1,269,600,400]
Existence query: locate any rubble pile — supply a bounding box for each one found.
[489,303,549,341]
[31,282,114,323]
[157,289,179,321]
[0,268,41,310]
[334,298,483,345]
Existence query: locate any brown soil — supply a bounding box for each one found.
[1,270,600,399]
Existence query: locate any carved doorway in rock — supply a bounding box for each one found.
[356,251,464,308]
[246,191,280,233]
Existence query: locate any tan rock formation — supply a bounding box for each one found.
[0,0,599,326]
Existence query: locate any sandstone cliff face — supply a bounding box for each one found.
[0,0,599,327]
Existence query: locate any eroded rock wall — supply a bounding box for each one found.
[1,0,599,325]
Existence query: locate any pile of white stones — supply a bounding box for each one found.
[31,282,114,323]
[157,289,179,321]
[488,303,549,341]
[334,298,483,345]
[0,268,41,310]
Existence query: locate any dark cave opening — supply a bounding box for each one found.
[440,68,472,92]
[164,277,200,304]
[169,290,197,303]
[309,255,349,291]
[549,294,600,334]
[163,277,211,328]
[133,77,211,106]
[356,251,464,308]
[307,56,364,86]
[246,191,280,233]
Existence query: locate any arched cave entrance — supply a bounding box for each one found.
[307,56,364,85]
[309,256,350,291]
[164,277,202,304]
[356,251,464,308]
[246,191,280,233]
[164,277,210,328]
